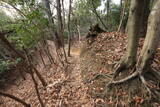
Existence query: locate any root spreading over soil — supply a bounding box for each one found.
[80,31,160,106]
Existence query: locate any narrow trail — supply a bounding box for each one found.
[57,49,93,106]
[0,45,95,107]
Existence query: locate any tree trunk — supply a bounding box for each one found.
[38,43,46,67]
[106,0,111,24]
[118,0,127,32]
[56,0,68,63]
[42,0,54,25]
[62,0,66,29]
[109,0,160,87]
[138,0,150,37]
[30,71,45,107]
[137,0,160,70]
[42,0,61,49]
[114,0,147,75]
[124,0,144,67]
[67,0,72,57]
[91,0,107,30]
[56,0,64,45]
[76,24,81,43]
[24,50,45,107]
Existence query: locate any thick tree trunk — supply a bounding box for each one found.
[67,0,72,57]
[138,0,150,37]
[137,0,160,70]
[124,0,144,67]
[114,0,148,76]
[108,0,160,86]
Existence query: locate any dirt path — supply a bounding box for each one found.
[56,49,93,106]
[0,46,95,107]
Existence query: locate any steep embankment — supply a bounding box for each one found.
[80,31,160,106]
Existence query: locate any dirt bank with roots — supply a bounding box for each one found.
[80,31,160,106]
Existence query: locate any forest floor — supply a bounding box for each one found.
[0,32,160,107]
[0,42,95,107]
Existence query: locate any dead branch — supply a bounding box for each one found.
[0,91,30,107]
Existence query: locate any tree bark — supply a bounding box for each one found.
[106,0,111,24]
[109,0,160,85]
[124,0,144,67]
[114,0,147,75]
[67,0,72,57]
[62,0,66,29]
[138,0,150,37]
[56,0,68,63]
[42,0,61,49]
[137,0,160,70]
[56,0,64,44]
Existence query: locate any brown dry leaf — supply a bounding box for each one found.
[134,96,143,104]
[95,98,104,103]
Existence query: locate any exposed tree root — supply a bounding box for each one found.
[106,67,159,98]
[113,57,136,79]
[113,62,126,78]
[139,74,151,95]
[107,70,139,87]
[87,73,112,83]
[151,68,160,81]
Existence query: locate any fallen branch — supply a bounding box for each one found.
[0,91,30,107]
